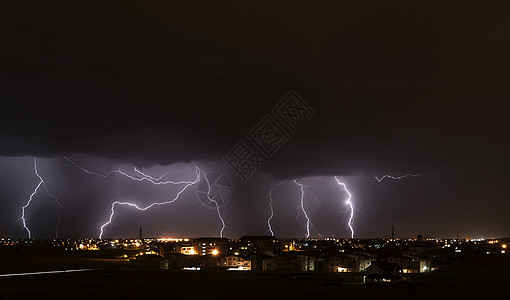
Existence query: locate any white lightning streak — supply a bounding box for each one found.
[18,158,64,239]
[98,167,227,239]
[116,169,194,185]
[200,169,226,238]
[63,156,117,178]
[134,167,169,182]
[294,180,310,238]
[99,167,201,239]
[267,182,283,236]
[334,176,354,238]
[64,156,193,185]
[375,174,419,182]
[0,269,96,277]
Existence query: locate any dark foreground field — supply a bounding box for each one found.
[1,253,509,299]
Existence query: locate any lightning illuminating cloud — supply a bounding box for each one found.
[98,167,226,239]
[134,167,169,182]
[64,156,194,185]
[64,158,225,238]
[17,158,64,239]
[375,174,419,182]
[99,167,202,239]
[294,179,310,238]
[267,182,283,236]
[334,176,354,238]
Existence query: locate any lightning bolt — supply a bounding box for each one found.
[294,179,310,238]
[98,167,226,239]
[267,182,283,236]
[64,156,194,185]
[99,166,201,239]
[134,167,169,182]
[375,174,419,182]
[65,157,226,238]
[200,169,226,238]
[17,158,65,239]
[334,176,354,238]
[63,157,226,239]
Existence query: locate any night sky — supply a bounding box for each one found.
[0,1,508,239]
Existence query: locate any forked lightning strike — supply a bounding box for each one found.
[17,158,64,239]
[294,179,310,238]
[99,167,226,239]
[99,167,201,239]
[63,157,225,238]
[267,182,283,236]
[334,176,354,238]
[200,169,226,238]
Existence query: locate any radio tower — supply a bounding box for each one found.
[391,224,394,240]
[139,225,143,241]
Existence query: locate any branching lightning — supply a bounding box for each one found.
[63,157,225,238]
[294,179,310,238]
[17,158,65,239]
[63,156,117,179]
[99,167,202,239]
[334,176,354,238]
[200,169,226,238]
[267,182,283,236]
[98,167,226,239]
[375,174,419,182]
[64,156,194,185]
[134,167,169,182]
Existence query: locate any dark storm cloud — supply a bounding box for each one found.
[1,0,509,179]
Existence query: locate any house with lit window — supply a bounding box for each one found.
[380,255,431,273]
[348,253,374,272]
[132,254,168,270]
[364,262,403,284]
[327,255,355,272]
[192,238,229,256]
[221,255,251,270]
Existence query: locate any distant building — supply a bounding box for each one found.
[192,238,229,256]
[263,255,301,272]
[166,253,220,270]
[221,255,251,271]
[348,253,374,272]
[238,236,280,256]
[381,255,431,273]
[364,262,403,284]
[296,253,322,272]
[131,254,168,270]
[327,255,355,273]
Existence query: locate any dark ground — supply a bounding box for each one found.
[1,251,509,299]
